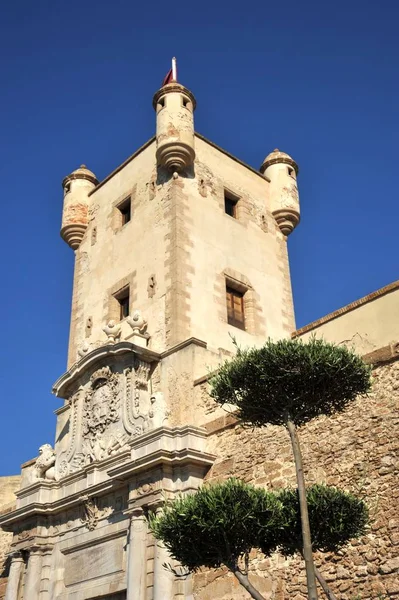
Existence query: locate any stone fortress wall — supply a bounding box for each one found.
[192,283,399,600]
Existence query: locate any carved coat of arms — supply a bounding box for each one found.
[56,359,167,479]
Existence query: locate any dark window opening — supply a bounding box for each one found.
[157,97,166,111]
[288,167,294,176]
[226,286,245,330]
[115,287,130,320]
[119,197,131,225]
[224,192,238,218]
[182,96,189,108]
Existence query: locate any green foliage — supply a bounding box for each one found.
[268,484,369,556]
[149,479,369,573]
[210,337,372,427]
[148,478,283,571]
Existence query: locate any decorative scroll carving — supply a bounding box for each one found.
[122,361,154,436]
[80,495,115,531]
[80,496,100,531]
[33,444,56,481]
[57,390,81,479]
[45,492,128,537]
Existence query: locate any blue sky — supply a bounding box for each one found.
[0,0,397,475]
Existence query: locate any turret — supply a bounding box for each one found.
[61,165,98,250]
[260,149,300,235]
[153,62,196,173]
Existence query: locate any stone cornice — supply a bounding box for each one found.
[0,480,115,529]
[0,426,215,530]
[161,337,207,359]
[108,446,215,480]
[362,343,399,365]
[52,341,161,398]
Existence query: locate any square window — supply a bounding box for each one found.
[224,191,239,218]
[114,287,130,320]
[118,197,131,226]
[226,285,245,330]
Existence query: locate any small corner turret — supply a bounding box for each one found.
[260,149,300,236]
[153,58,196,173]
[61,164,98,250]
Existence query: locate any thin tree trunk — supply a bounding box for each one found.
[230,567,267,600]
[286,419,318,600]
[314,566,338,600]
[299,551,338,600]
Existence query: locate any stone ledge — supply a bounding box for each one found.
[203,413,239,435]
[161,337,207,359]
[363,343,399,365]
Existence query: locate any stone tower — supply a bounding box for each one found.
[0,68,300,600]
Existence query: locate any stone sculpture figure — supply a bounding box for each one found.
[32,444,56,481]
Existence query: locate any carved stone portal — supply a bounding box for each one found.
[56,360,166,479]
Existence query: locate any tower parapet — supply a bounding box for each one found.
[61,165,98,250]
[153,82,196,172]
[260,149,300,235]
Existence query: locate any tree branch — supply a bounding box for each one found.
[230,564,267,600]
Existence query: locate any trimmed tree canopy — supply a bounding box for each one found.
[149,478,283,571]
[269,484,369,556]
[149,479,369,572]
[210,338,372,426]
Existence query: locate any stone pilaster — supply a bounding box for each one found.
[4,552,24,600]
[153,507,175,600]
[23,547,43,600]
[39,546,53,599]
[127,508,147,600]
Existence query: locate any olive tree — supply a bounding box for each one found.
[209,338,372,600]
[272,484,369,600]
[149,479,368,600]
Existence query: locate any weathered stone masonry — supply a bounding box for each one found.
[191,351,399,600]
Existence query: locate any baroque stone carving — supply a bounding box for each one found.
[82,367,129,462]
[57,359,169,477]
[33,444,56,481]
[122,362,153,436]
[80,495,100,531]
[80,495,115,531]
